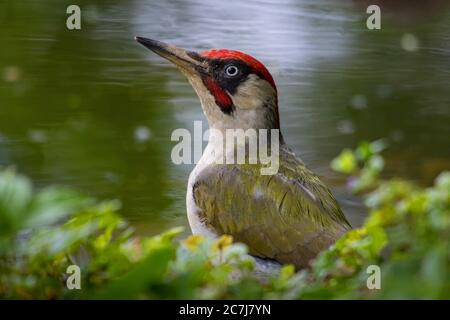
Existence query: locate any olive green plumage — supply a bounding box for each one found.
[134,37,351,269]
[193,145,351,269]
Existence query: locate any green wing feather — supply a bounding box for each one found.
[193,147,351,269]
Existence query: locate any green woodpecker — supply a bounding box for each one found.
[136,37,351,270]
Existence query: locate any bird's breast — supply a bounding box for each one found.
[186,147,218,237]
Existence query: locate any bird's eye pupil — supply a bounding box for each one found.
[225,65,239,77]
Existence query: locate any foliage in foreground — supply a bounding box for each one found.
[0,141,449,299]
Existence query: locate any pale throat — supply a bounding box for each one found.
[194,73,283,163]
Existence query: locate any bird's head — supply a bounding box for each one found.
[136,37,280,132]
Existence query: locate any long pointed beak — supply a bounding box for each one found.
[135,36,206,75]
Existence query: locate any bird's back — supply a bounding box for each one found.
[188,144,351,269]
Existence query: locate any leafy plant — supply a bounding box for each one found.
[0,141,449,299]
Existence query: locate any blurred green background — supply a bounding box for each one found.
[1,0,449,235]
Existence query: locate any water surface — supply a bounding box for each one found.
[1,0,449,234]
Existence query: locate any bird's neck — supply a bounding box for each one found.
[201,126,284,167]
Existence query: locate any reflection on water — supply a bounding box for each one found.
[1,0,449,234]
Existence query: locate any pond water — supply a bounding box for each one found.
[1,0,449,235]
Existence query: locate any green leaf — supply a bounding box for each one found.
[25,187,90,229]
[331,149,357,174]
[0,169,33,236]
[93,241,176,299]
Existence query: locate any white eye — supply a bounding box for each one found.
[225,65,239,77]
